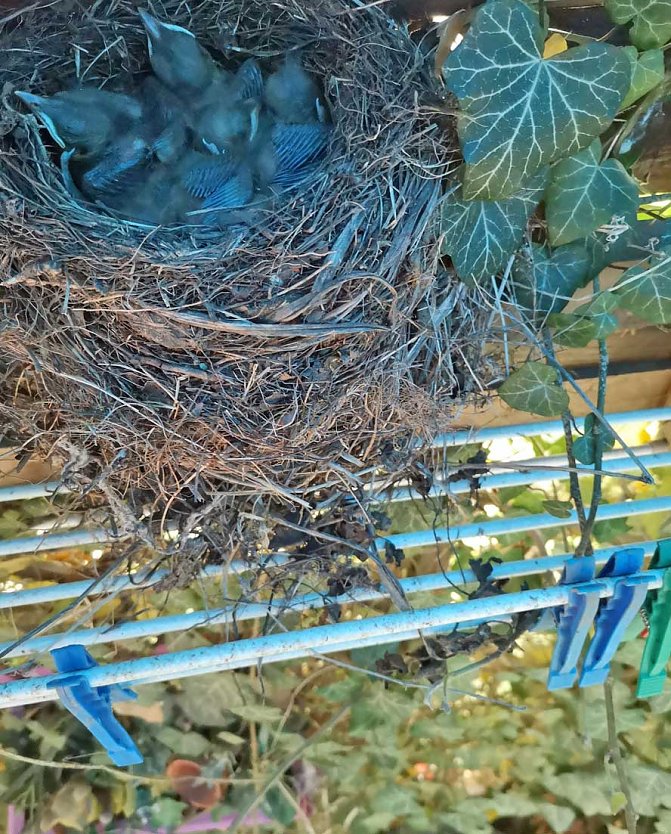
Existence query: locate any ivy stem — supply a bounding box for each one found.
[604,677,638,834]
[576,294,608,556]
[542,329,587,530]
[515,316,653,484]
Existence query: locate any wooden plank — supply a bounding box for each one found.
[0,450,60,489]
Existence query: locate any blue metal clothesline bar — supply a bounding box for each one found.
[430,407,671,448]
[1,492,668,616]
[387,449,671,503]
[1,492,669,562]
[0,541,658,659]
[0,570,664,709]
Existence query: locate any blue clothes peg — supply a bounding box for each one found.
[548,557,602,690]
[47,645,143,767]
[579,547,653,687]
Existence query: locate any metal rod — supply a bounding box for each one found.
[0,542,657,658]
[0,571,663,708]
[431,407,671,448]
[0,557,289,610]
[0,482,70,504]
[1,492,668,564]
[0,527,115,559]
[381,496,671,551]
[388,450,671,502]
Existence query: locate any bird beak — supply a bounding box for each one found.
[15,91,66,147]
[138,8,162,41]
[15,90,44,108]
[138,8,196,45]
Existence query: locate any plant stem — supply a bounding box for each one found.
[226,705,351,834]
[576,325,609,556]
[604,677,637,834]
[518,317,653,484]
[543,329,587,530]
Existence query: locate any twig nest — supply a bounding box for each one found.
[0,0,487,524]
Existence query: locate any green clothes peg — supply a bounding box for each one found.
[637,539,671,698]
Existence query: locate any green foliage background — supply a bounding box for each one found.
[1,426,670,834]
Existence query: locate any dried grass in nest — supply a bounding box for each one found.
[0,0,494,567]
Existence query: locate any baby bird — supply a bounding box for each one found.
[138,9,217,97]
[263,53,325,124]
[15,88,143,156]
[102,149,253,225]
[78,134,152,202]
[195,58,263,157]
[179,149,254,218]
[254,118,331,191]
[138,75,191,163]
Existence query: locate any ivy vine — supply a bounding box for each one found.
[438,0,671,419]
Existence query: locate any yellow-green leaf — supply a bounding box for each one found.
[620,47,665,110]
[611,791,628,814]
[499,362,569,416]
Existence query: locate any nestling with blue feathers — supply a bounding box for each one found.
[15,8,332,226]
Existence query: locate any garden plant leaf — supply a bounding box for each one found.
[605,0,671,49]
[547,313,598,347]
[615,249,671,324]
[620,47,665,109]
[443,0,631,199]
[512,242,592,314]
[440,171,547,284]
[499,362,569,416]
[545,140,639,246]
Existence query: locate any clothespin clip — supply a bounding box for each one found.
[637,540,671,698]
[47,645,143,767]
[579,547,653,687]
[548,557,602,690]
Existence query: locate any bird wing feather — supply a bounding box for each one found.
[182,156,239,199]
[272,123,329,172]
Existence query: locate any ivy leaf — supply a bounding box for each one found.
[605,0,671,49]
[614,250,671,324]
[154,727,210,758]
[178,673,257,727]
[539,803,575,833]
[573,413,617,465]
[542,499,573,519]
[150,798,187,831]
[626,764,671,815]
[439,172,547,284]
[547,313,598,347]
[499,362,569,416]
[545,141,639,246]
[542,772,612,816]
[586,218,671,274]
[620,47,665,110]
[512,242,592,314]
[574,292,620,339]
[443,0,631,199]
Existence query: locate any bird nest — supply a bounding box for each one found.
[0,0,494,565]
